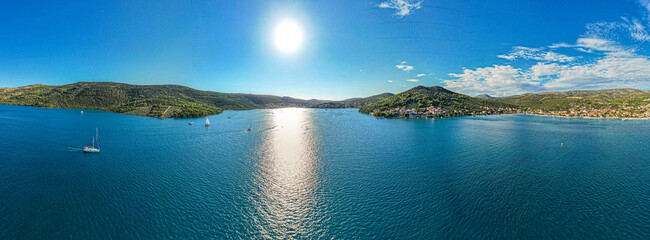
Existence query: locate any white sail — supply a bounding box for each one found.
[83,128,101,153]
[205,118,210,126]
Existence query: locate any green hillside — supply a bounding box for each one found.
[359,86,650,119]
[0,82,324,118]
[496,88,650,111]
[475,94,496,99]
[312,92,394,108]
[359,86,513,117]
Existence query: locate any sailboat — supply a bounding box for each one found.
[83,128,100,153]
[205,118,210,127]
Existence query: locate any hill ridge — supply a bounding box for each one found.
[360,85,650,119]
[0,82,389,118]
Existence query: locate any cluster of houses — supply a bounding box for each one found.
[371,105,650,119]
[524,107,650,119]
[371,106,520,118]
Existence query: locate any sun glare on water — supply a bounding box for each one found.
[273,20,304,54]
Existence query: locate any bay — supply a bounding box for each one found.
[0,104,648,239]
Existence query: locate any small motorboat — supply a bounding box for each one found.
[188,122,194,125]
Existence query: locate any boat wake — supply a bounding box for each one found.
[65,147,85,152]
[261,125,277,132]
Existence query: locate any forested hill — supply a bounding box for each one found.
[359,86,513,115]
[495,88,650,111]
[311,92,394,108]
[0,82,328,118]
[5,82,646,119]
[359,86,650,118]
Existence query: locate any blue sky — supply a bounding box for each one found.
[1,0,650,99]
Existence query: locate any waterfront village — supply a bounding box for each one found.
[370,105,650,119]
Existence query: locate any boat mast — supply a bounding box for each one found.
[96,128,100,149]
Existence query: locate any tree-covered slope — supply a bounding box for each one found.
[359,86,512,114]
[475,94,496,99]
[312,92,394,108]
[0,82,323,118]
[496,88,650,110]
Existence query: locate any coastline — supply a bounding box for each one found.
[3,103,649,121]
[0,103,224,119]
[0,103,343,119]
[518,113,650,120]
[366,112,650,121]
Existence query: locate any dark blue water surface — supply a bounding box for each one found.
[0,104,648,239]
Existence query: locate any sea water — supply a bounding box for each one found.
[0,105,648,239]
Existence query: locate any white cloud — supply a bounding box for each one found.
[444,53,650,96]
[395,62,414,72]
[378,0,423,18]
[497,46,575,62]
[580,17,650,43]
[624,18,650,41]
[416,73,426,77]
[443,0,650,96]
[549,37,634,57]
[543,55,650,90]
[407,79,419,82]
[445,65,539,97]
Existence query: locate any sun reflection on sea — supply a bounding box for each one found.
[250,108,322,238]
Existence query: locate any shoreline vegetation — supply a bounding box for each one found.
[0,82,392,119]
[521,113,649,120]
[372,111,650,120]
[2,82,650,120]
[360,86,650,120]
[366,106,650,120]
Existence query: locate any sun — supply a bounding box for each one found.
[274,20,304,54]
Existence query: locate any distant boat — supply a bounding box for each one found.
[80,111,84,114]
[228,116,231,119]
[205,118,210,127]
[83,128,100,153]
[247,120,252,131]
[188,122,194,125]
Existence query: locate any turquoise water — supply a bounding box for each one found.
[0,104,648,239]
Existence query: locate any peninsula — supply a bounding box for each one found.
[0,82,391,118]
[361,86,650,119]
